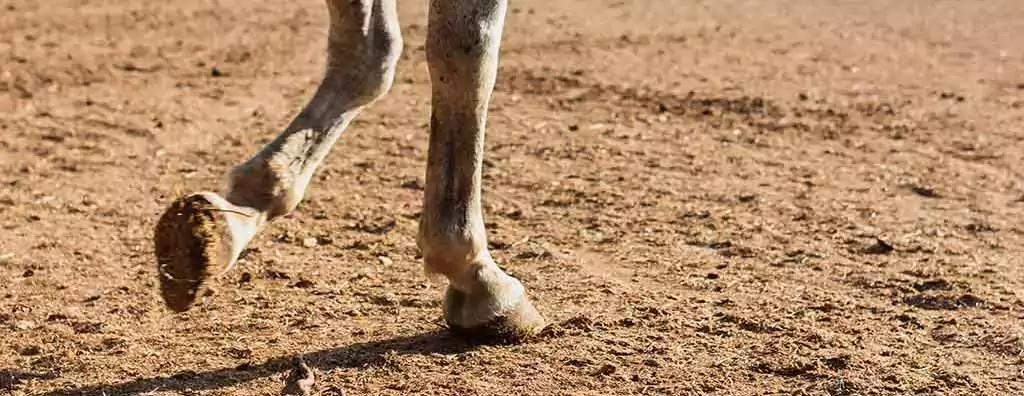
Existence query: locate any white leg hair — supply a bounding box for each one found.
[155,0,401,311]
[418,0,545,340]
[155,0,544,342]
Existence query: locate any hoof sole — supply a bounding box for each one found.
[154,194,224,312]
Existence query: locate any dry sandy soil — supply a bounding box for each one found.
[2,0,1024,395]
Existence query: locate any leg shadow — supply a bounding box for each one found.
[38,330,473,396]
[2,369,59,392]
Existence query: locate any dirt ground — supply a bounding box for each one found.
[2,0,1024,394]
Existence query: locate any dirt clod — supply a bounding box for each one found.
[593,364,617,376]
[281,356,315,396]
[862,238,895,255]
[909,185,941,198]
[18,345,41,356]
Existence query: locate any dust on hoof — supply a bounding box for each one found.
[446,292,547,345]
[154,194,223,313]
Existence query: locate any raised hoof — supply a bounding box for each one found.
[153,194,226,313]
[444,286,547,345]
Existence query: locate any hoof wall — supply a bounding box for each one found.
[446,288,546,345]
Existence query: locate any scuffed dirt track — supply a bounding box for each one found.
[2,0,1023,394]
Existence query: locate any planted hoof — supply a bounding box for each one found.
[443,274,546,344]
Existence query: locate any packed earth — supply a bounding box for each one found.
[2,0,1024,395]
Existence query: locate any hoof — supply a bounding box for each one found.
[443,279,546,344]
[153,194,226,312]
